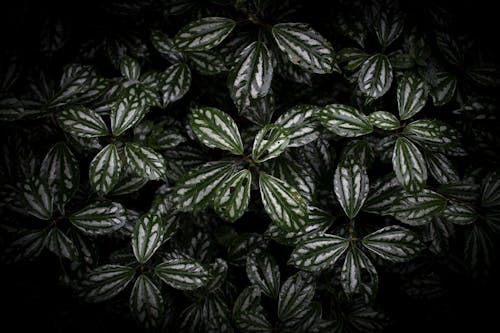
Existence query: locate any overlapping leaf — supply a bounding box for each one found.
[388,189,447,225]
[362,225,424,262]
[129,274,164,330]
[214,169,252,222]
[174,17,236,51]
[397,74,428,120]
[317,104,373,137]
[274,105,321,147]
[252,125,290,162]
[155,253,208,290]
[57,105,108,137]
[160,63,192,106]
[80,264,136,302]
[70,201,126,235]
[124,143,167,181]
[132,213,165,264]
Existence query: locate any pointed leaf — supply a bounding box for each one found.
[317,104,373,137]
[252,124,290,162]
[246,253,280,299]
[160,63,192,106]
[22,178,53,220]
[374,7,404,47]
[362,225,424,262]
[397,73,428,120]
[129,274,164,330]
[368,111,400,130]
[124,143,167,181]
[120,56,141,81]
[188,50,227,75]
[132,213,164,264]
[80,264,136,302]
[57,105,108,137]
[389,189,447,226]
[45,227,78,260]
[70,201,126,235]
[214,169,252,222]
[443,203,477,225]
[341,246,378,299]
[358,54,393,98]
[430,72,457,106]
[278,272,315,321]
[89,144,122,195]
[155,253,208,290]
[482,171,500,207]
[334,157,369,219]
[392,136,427,193]
[174,17,235,51]
[275,104,321,147]
[110,85,148,136]
[151,29,185,62]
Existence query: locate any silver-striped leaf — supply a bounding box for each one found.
[362,225,424,262]
[89,144,122,196]
[188,50,227,75]
[341,245,378,300]
[110,85,148,136]
[174,17,236,51]
[274,104,321,147]
[214,169,252,222]
[22,178,53,220]
[334,157,369,219]
[358,54,393,98]
[437,182,480,203]
[272,23,335,74]
[288,233,349,271]
[132,213,165,264]
[373,7,404,48]
[246,253,280,299]
[155,253,208,290]
[430,71,457,106]
[45,227,78,260]
[70,201,126,235]
[403,119,458,148]
[120,56,141,81]
[443,203,477,225]
[273,153,316,202]
[368,111,400,130]
[317,104,373,137]
[150,29,185,63]
[57,105,108,138]
[80,264,136,302]
[160,63,192,106]
[363,174,402,214]
[174,160,236,211]
[277,272,315,321]
[129,274,164,330]
[425,152,459,184]
[388,189,447,226]
[252,124,290,163]
[397,73,428,120]
[259,173,308,232]
[124,142,167,181]
[392,136,427,193]
[190,106,244,155]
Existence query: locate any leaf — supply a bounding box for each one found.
[89,144,122,196]
[288,233,349,271]
[397,73,428,120]
[57,105,108,138]
[70,201,126,235]
[435,31,463,66]
[373,7,404,47]
[274,104,321,147]
[45,227,78,260]
[188,50,227,75]
[174,17,236,51]
[362,225,424,262]
[443,203,477,225]
[7,230,47,262]
[430,72,456,106]
[51,64,93,106]
[392,136,427,193]
[246,253,280,299]
[436,182,480,203]
[174,160,236,211]
[259,173,308,231]
[252,125,290,162]
[132,213,165,264]
[272,23,335,74]
[40,142,79,211]
[403,119,458,147]
[214,169,252,222]
[129,274,164,330]
[150,29,185,63]
[155,253,208,290]
[341,246,378,300]
[22,178,53,220]
[334,157,370,219]
[358,54,393,98]
[481,171,500,207]
[120,56,141,81]
[337,47,369,71]
[278,272,315,321]
[190,106,244,155]
[363,174,402,213]
[124,142,167,181]
[273,153,316,202]
[160,63,192,106]
[110,85,148,136]
[389,189,447,226]
[233,286,272,333]
[80,264,136,302]
[425,152,459,184]
[368,111,400,130]
[317,104,373,137]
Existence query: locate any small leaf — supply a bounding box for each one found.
[430,72,457,106]
[482,171,500,207]
[443,203,477,225]
[341,245,378,299]
[272,23,335,74]
[132,213,165,264]
[388,189,447,226]
[45,227,78,260]
[278,272,315,321]
[70,201,126,235]
[190,106,244,155]
[110,85,148,136]
[89,144,122,196]
[358,54,393,98]
[275,104,321,147]
[188,50,227,75]
[334,157,369,219]
[57,105,108,138]
[397,73,429,120]
[80,264,136,302]
[392,136,427,193]
[368,111,400,130]
[252,125,290,162]
[214,169,252,222]
[373,7,404,47]
[403,119,458,147]
[124,143,167,181]
[246,253,280,299]
[174,17,236,51]
[259,173,308,231]
[155,253,208,290]
[160,63,192,106]
[288,233,349,271]
[317,104,373,137]
[363,174,402,213]
[22,178,53,220]
[129,274,164,330]
[362,225,424,262]
[120,56,141,81]
[150,29,185,63]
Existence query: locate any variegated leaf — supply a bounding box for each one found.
[214,169,252,222]
[57,105,108,138]
[278,272,315,321]
[124,142,167,181]
[397,73,428,120]
[373,7,404,47]
[363,173,402,213]
[155,253,208,290]
[425,152,459,184]
[403,119,458,147]
[317,104,373,137]
[274,105,321,147]
[70,201,126,235]
[443,203,477,225]
[358,54,393,98]
[334,157,369,219]
[45,227,78,260]
[388,189,447,225]
[150,29,185,63]
[252,125,290,163]
[430,72,457,106]
[392,136,427,193]
[120,56,141,81]
[132,213,165,264]
[80,264,136,302]
[341,245,378,299]
[246,253,280,299]
[362,225,424,262]
[22,178,53,220]
[89,144,122,195]
[482,171,500,207]
[174,17,236,51]
[160,63,191,106]
[129,274,164,330]
[368,111,400,130]
[110,85,148,136]
[188,50,227,75]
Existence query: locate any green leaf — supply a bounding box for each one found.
[363,174,402,213]
[132,213,164,264]
[110,85,148,136]
[188,50,227,75]
[124,142,167,181]
[190,106,244,155]
[341,245,378,299]
[425,152,459,184]
[273,153,316,202]
[150,29,185,63]
[252,125,290,163]
[174,17,236,51]
[160,63,192,106]
[233,286,272,333]
[7,230,47,262]
[392,137,427,193]
[435,31,463,66]
[246,253,280,299]
[368,111,400,130]
[337,47,369,71]
[214,169,252,222]
[430,72,457,106]
[45,227,78,260]
[259,173,308,231]
[155,253,208,290]
[51,64,93,107]
[358,54,393,98]
[362,225,424,262]
[317,104,373,137]
[288,233,349,271]
[89,144,122,196]
[40,142,79,211]
[278,272,315,321]
[389,189,447,225]
[274,105,321,147]
[443,203,477,225]
[373,6,404,48]
[57,105,108,138]
[482,171,500,207]
[436,182,480,203]
[80,264,136,302]
[174,160,236,211]
[120,56,141,81]
[397,73,428,120]
[334,157,369,219]
[403,119,458,147]
[272,23,335,74]
[129,274,164,330]
[70,201,126,235]
[22,178,53,220]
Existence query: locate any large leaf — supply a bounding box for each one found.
[341,245,378,300]
[358,54,393,98]
[277,272,315,321]
[89,144,122,196]
[129,274,164,330]
[155,253,208,290]
[397,73,428,120]
[388,189,447,226]
[317,104,373,137]
[272,23,335,74]
[57,105,108,138]
[174,17,236,51]
[22,178,53,220]
[110,85,148,136]
[70,201,126,235]
[80,264,136,302]
[252,124,290,162]
[190,106,244,155]
[259,173,308,231]
[214,169,252,222]
[132,213,165,264]
[392,136,427,193]
[288,233,349,271]
[160,63,192,106]
[334,157,369,219]
[124,143,167,181]
[362,225,424,262]
[246,253,280,299]
[274,104,321,147]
